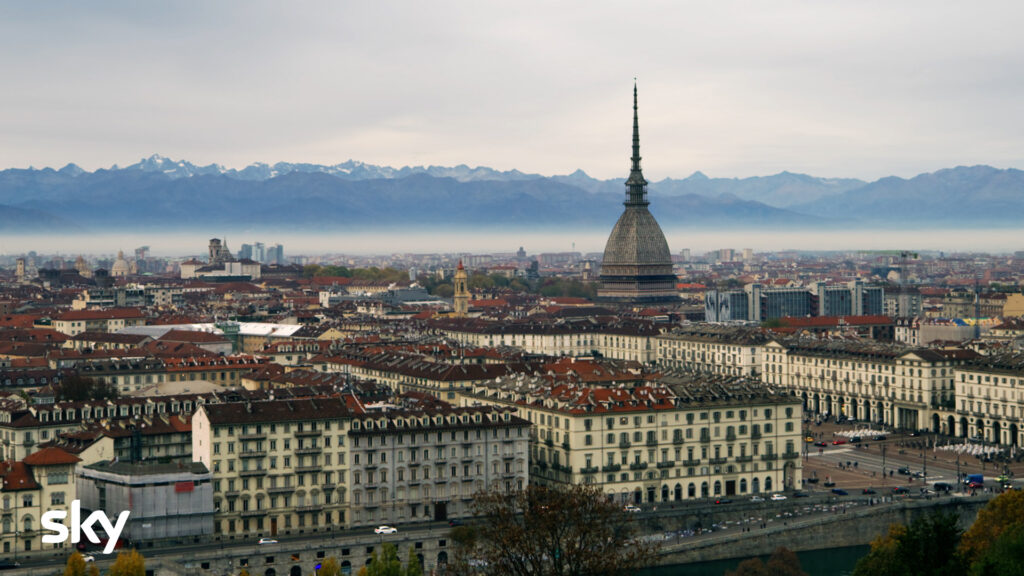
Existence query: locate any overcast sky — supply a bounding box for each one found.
[3,1,1023,181]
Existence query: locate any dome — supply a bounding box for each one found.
[601,206,672,271]
[111,250,130,277]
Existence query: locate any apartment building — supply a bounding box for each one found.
[462,374,802,503]
[954,354,1024,445]
[656,325,770,377]
[0,447,80,563]
[193,398,355,541]
[50,309,147,337]
[347,405,529,527]
[762,338,962,432]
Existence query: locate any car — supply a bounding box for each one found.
[82,556,96,563]
[913,471,926,479]
[832,439,847,445]
[448,519,464,527]
[862,488,877,494]
[714,498,733,505]
[831,488,849,496]
[805,436,815,442]
[623,504,641,513]
[375,526,398,534]
[814,441,828,447]
[0,561,20,570]
[770,493,787,501]
[257,538,278,545]
[933,482,953,493]
[968,482,984,490]
[893,486,910,494]
[897,467,911,475]
[792,491,810,498]
[850,436,862,443]
[873,435,887,441]
[750,495,765,502]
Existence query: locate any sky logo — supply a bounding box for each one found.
[41,500,130,555]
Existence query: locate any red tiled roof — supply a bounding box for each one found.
[54,308,146,321]
[23,446,81,466]
[0,462,38,492]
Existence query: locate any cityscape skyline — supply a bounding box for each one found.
[3,2,1024,181]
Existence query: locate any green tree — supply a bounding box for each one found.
[726,547,808,576]
[853,512,966,576]
[970,523,1024,576]
[404,546,423,576]
[63,552,87,576]
[108,549,145,576]
[358,543,405,576]
[464,483,655,576]
[960,489,1024,563]
[319,557,341,576]
[56,374,119,402]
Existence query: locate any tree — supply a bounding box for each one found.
[63,552,87,576]
[970,523,1024,576]
[56,374,119,402]
[319,557,342,576]
[462,483,656,576]
[960,489,1024,563]
[726,547,808,576]
[239,570,250,576]
[86,564,100,576]
[108,549,145,576]
[853,512,966,576]
[404,546,423,576]
[357,543,417,576]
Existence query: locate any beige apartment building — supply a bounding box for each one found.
[656,325,770,377]
[954,354,1024,446]
[762,338,962,433]
[461,374,802,502]
[0,447,80,564]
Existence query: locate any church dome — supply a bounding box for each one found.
[111,250,130,277]
[601,207,672,270]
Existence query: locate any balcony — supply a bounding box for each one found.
[544,438,554,448]
[267,485,295,494]
[562,441,571,450]
[601,464,621,473]
[726,432,737,442]
[751,431,762,440]
[783,451,800,460]
[295,504,324,513]
[672,436,684,445]
[682,459,701,467]
[240,509,267,518]
[760,453,779,462]
[699,433,711,443]
[239,451,267,459]
[239,433,266,441]
[502,454,516,460]
[735,455,753,463]
[645,438,658,447]
[322,483,336,491]
[295,429,322,437]
[709,457,727,465]
[629,462,648,471]
[295,465,323,473]
[656,461,675,469]
[295,447,322,455]
[551,463,572,473]
[240,469,267,477]
[224,491,241,498]
[580,466,599,475]
[618,439,632,449]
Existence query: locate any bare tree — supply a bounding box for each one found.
[454,483,657,576]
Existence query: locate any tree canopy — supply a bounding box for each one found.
[726,547,808,576]
[960,489,1024,563]
[452,483,656,576]
[107,549,145,576]
[55,374,119,402]
[356,543,421,576]
[853,511,966,576]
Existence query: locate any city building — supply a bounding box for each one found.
[597,85,676,304]
[452,261,469,317]
[0,447,80,563]
[76,460,214,543]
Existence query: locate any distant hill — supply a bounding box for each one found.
[1,158,1020,233]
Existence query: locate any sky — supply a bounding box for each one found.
[2,1,1024,181]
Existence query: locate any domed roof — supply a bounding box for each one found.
[111,250,130,276]
[601,206,671,268]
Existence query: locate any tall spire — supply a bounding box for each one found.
[625,80,649,206]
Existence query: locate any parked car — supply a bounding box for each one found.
[257,538,278,545]
[375,526,398,534]
[448,519,464,527]
[770,493,787,501]
[792,491,810,498]
[831,488,849,496]
[873,435,887,441]
[623,504,641,513]
[862,488,877,494]
[750,495,765,502]
[0,561,20,570]
[715,498,733,505]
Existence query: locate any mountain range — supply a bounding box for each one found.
[1,155,1021,233]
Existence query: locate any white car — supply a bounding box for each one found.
[82,555,96,563]
[770,493,787,501]
[623,504,641,513]
[257,538,278,545]
[750,495,765,502]
[375,525,398,535]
